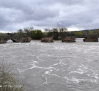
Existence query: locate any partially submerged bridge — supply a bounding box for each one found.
[0,36,31,44]
[0,35,98,44]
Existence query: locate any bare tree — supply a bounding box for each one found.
[44,28,50,32]
[24,27,34,36]
[0,62,24,91]
[57,22,68,32]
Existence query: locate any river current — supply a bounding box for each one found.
[0,38,99,91]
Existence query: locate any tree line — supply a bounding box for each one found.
[1,27,99,40]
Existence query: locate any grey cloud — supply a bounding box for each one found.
[0,0,99,32]
[24,7,59,21]
[0,0,34,15]
[0,17,8,29]
[0,9,10,29]
[55,0,85,5]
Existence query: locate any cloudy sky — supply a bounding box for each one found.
[0,0,99,32]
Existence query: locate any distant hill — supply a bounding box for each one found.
[81,29,99,31]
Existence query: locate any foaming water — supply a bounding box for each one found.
[0,38,99,91]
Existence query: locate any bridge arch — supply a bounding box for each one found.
[6,39,13,43]
[0,36,31,43]
[11,39,17,42]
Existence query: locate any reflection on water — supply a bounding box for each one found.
[0,38,99,91]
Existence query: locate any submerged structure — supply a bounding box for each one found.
[62,36,76,42]
[0,36,31,44]
[41,37,53,42]
[83,36,98,42]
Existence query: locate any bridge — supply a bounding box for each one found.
[0,36,31,44]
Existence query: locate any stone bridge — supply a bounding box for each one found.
[0,36,31,44]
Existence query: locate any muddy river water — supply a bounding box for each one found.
[0,38,99,91]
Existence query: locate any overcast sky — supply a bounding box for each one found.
[0,0,99,32]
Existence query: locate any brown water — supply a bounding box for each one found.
[0,38,99,91]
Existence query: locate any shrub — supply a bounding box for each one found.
[31,30,43,39]
[0,63,24,91]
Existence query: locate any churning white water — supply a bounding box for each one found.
[0,38,99,91]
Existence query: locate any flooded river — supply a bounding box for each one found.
[0,38,99,91]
